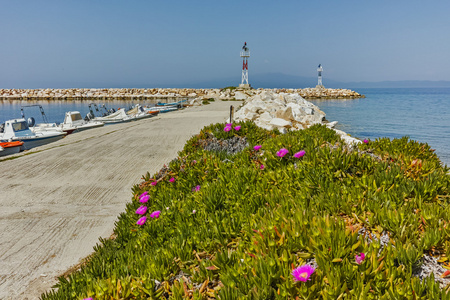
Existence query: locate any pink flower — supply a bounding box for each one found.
[151,181,157,186]
[192,210,197,214]
[169,177,175,183]
[224,126,231,132]
[139,191,148,199]
[292,265,315,282]
[254,145,262,151]
[83,298,93,300]
[363,139,369,144]
[136,206,148,215]
[139,194,149,203]
[293,150,306,158]
[136,216,147,226]
[260,164,265,170]
[226,123,232,127]
[355,253,365,264]
[193,160,197,164]
[276,148,289,158]
[192,185,201,192]
[150,210,161,219]
[234,125,241,131]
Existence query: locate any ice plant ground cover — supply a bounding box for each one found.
[42,122,450,299]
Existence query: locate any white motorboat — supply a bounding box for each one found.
[126,104,158,121]
[0,118,66,151]
[20,104,68,135]
[89,108,131,124]
[61,111,104,133]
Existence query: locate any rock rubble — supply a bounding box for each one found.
[230,90,362,145]
[0,87,364,101]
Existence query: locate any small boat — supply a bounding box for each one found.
[84,103,131,124]
[20,104,71,134]
[88,108,131,124]
[145,105,179,114]
[0,118,66,151]
[61,111,104,133]
[0,141,24,157]
[156,99,187,107]
[126,104,159,121]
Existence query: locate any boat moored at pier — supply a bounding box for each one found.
[0,118,66,151]
[0,141,24,157]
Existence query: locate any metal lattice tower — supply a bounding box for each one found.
[240,42,250,87]
[317,64,323,87]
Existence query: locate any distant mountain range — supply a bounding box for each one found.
[166,73,450,89]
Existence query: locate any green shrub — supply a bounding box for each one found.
[42,124,450,299]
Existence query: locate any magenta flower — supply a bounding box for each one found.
[355,253,366,264]
[193,160,197,164]
[226,123,232,127]
[139,194,149,203]
[293,150,306,158]
[192,185,201,192]
[139,191,148,198]
[136,216,147,226]
[276,148,289,158]
[234,125,241,131]
[169,177,175,183]
[260,164,265,170]
[224,126,231,132]
[254,145,262,151]
[151,181,157,186]
[136,206,148,215]
[292,265,315,282]
[83,298,93,300]
[150,210,161,219]
[363,139,369,144]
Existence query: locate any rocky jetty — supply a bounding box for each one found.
[231,89,361,145]
[0,87,364,101]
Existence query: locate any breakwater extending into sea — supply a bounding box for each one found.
[0,87,364,101]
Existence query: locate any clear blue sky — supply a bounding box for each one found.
[1,0,449,88]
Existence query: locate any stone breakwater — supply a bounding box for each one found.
[0,87,364,101]
[231,90,361,145]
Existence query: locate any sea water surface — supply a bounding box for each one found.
[310,88,450,166]
[1,88,449,166]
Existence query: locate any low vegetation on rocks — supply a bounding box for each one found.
[42,122,450,299]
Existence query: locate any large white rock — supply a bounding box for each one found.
[270,118,292,127]
[333,129,361,145]
[234,91,248,101]
[258,112,273,123]
[255,119,274,131]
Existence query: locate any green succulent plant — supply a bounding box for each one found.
[42,123,450,299]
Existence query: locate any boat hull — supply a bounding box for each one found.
[12,134,66,151]
[0,142,23,157]
[63,122,104,133]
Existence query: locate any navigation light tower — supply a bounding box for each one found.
[317,64,323,88]
[239,42,250,88]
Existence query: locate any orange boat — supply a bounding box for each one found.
[0,141,24,157]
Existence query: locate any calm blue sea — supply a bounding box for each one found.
[309,88,450,167]
[1,88,449,166]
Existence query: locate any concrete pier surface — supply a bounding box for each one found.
[0,100,236,299]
